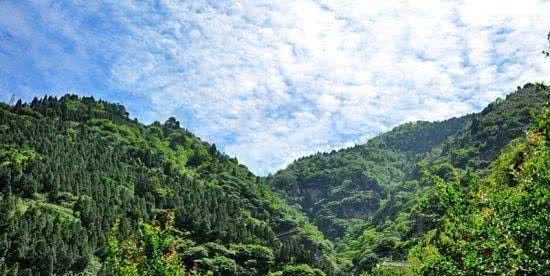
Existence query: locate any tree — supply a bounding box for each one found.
[103,213,186,276]
[355,252,379,274]
[186,148,207,167]
[14,99,23,110]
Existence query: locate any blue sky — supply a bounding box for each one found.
[1,0,549,175]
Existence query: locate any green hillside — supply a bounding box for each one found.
[409,101,550,274]
[269,84,550,274]
[0,95,337,275]
[0,83,548,275]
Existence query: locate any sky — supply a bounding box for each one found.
[1,0,550,175]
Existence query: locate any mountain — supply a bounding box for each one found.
[0,95,337,275]
[269,83,550,272]
[0,83,548,275]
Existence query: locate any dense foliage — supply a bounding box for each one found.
[0,82,548,275]
[410,102,550,274]
[270,84,550,274]
[0,95,337,275]
[103,211,184,276]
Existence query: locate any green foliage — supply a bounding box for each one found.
[0,146,40,169]
[279,264,326,276]
[270,84,549,272]
[103,212,185,275]
[0,95,335,274]
[0,84,547,275]
[356,252,380,273]
[0,193,91,275]
[410,102,550,274]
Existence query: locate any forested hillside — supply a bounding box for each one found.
[0,83,548,276]
[0,95,338,275]
[409,101,550,274]
[269,83,550,274]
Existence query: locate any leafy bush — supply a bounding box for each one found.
[280,264,325,276]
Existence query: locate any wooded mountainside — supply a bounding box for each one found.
[269,83,550,274]
[0,83,548,275]
[0,95,337,275]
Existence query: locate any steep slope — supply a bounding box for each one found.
[269,116,468,239]
[0,95,337,275]
[421,83,549,174]
[270,84,550,269]
[410,101,550,274]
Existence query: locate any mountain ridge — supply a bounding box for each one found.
[268,83,549,269]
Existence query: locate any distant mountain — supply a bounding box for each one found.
[0,95,336,275]
[269,83,549,272]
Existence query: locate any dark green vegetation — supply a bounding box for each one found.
[0,85,548,275]
[0,95,338,275]
[269,84,550,274]
[410,102,550,274]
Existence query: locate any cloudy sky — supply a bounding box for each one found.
[1,0,550,175]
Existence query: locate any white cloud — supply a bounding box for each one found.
[2,0,550,175]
